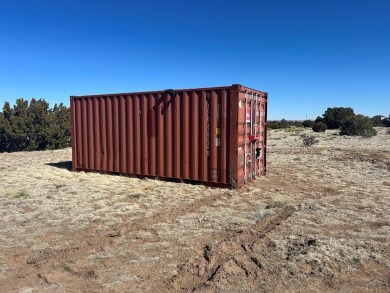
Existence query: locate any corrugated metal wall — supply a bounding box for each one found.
[71,85,267,188]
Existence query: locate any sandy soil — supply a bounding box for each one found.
[0,128,389,293]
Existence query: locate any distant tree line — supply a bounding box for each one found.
[0,98,70,152]
[267,119,306,129]
[269,107,389,137]
[267,119,325,130]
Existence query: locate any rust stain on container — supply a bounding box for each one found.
[71,84,267,188]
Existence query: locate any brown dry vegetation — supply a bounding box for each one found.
[0,128,389,293]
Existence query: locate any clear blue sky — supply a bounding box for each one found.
[0,0,389,120]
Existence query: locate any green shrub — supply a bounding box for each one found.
[303,120,314,128]
[383,116,390,127]
[312,122,327,132]
[267,121,282,129]
[322,107,355,129]
[290,121,304,128]
[268,119,304,130]
[268,119,288,129]
[314,116,325,123]
[0,99,70,152]
[340,115,377,137]
[372,117,386,127]
[278,119,289,129]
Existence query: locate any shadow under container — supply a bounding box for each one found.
[71,84,267,188]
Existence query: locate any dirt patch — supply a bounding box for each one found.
[166,206,296,292]
[332,149,390,170]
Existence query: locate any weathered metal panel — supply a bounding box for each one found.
[71,84,267,188]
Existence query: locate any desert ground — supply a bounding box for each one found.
[0,128,389,293]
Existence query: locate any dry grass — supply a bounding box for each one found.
[0,128,389,292]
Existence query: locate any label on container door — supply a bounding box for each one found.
[246,107,251,123]
[238,149,244,166]
[216,138,221,147]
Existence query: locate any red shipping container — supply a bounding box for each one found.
[71,84,267,188]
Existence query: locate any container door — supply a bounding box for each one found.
[254,94,261,177]
[250,92,263,178]
[237,91,252,183]
[259,96,267,175]
[237,90,266,185]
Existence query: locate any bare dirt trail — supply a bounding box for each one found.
[0,128,389,292]
[166,206,297,292]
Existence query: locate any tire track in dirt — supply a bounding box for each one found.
[164,206,296,292]
[3,191,232,291]
[107,190,232,236]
